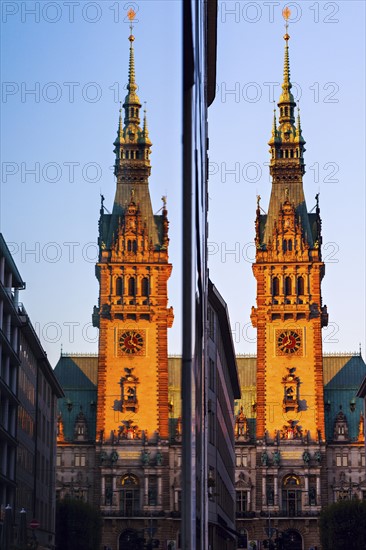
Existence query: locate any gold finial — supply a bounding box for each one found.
[127,7,136,21]
[283,6,291,20]
[282,7,291,41]
[279,7,293,105]
[162,195,167,208]
[128,8,136,42]
[126,12,137,95]
[257,195,261,208]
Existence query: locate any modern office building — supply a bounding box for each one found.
[0,234,63,550]
[17,308,64,549]
[0,234,25,539]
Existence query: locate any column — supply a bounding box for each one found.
[274,476,278,507]
[101,476,105,504]
[112,476,117,506]
[157,476,162,506]
[304,475,309,508]
[144,475,148,507]
[316,475,321,504]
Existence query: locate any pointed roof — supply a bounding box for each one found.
[262,11,313,247]
[123,9,141,111]
[278,26,295,109]
[106,11,160,248]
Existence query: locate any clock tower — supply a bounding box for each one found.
[93,16,173,445]
[250,15,328,444]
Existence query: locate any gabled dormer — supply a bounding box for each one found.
[333,406,349,442]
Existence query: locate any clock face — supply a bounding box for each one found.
[119,331,144,354]
[277,330,301,354]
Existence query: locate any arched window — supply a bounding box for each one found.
[298,276,304,295]
[288,240,292,251]
[272,277,280,296]
[285,106,288,116]
[283,240,287,252]
[116,277,123,296]
[120,475,140,516]
[128,277,136,296]
[285,277,292,295]
[141,277,149,297]
[282,475,302,517]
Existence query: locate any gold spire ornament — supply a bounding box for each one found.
[127,7,136,23]
[283,7,291,41]
[127,7,136,41]
[123,4,141,122]
[277,6,295,114]
[282,7,291,24]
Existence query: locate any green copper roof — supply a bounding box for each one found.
[54,354,98,441]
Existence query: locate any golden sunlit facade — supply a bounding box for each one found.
[94,19,173,445]
[251,16,328,445]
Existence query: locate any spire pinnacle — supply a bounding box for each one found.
[123,7,141,123]
[296,105,303,140]
[119,102,123,131]
[272,7,296,130]
[127,9,137,96]
[114,102,125,149]
[141,102,152,145]
[271,102,278,138]
[278,7,295,113]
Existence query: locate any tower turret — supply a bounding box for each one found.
[94,8,173,445]
[251,9,328,447]
[265,13,310,247]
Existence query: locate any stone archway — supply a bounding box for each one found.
[118,529,144,550]
[283,529,302,550]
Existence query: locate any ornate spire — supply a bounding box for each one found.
[269,103,278,143]
[263,7,312,248]
[141,103,152,145]
[123,8,141,126]
[278,8,295,125]
[279,30,293,102]
[108,8,159,250]
[127,31,137,95]
[114,104,125,146]
[295,106,304,142]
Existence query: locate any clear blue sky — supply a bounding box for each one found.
[1,1,365,367]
